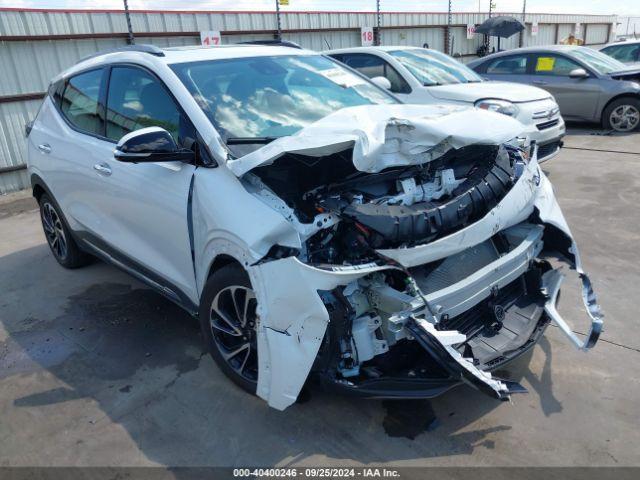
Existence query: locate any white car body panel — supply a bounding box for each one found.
[427,80,549,103]
[28,45,602,411]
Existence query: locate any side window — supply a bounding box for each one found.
[603,44,639,63]
[338,54,411,94]
[533,55,582,76]
[60,69,104,135]
[106,66,182,143]
[485,55,528,74]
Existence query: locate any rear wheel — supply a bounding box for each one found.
[39,194,90,268]
[602,97,640,132]
[199,264,259,394]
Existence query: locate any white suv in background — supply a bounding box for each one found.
[27,44,601,411]
[326,46,565,162]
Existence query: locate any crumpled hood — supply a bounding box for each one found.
[427,81,550,103]
[226,104,526,177]
[609,66,640,80]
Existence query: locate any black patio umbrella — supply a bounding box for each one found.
[475,15,525,52]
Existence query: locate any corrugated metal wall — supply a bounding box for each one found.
[0,8,617,194]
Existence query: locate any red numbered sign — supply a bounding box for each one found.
[200,31,221,47]
[531,22,539,36]
[361,27,374,46]
[466,23,476,39]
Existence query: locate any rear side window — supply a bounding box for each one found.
[335,53,411,94]
[602,44,640,63]
[533,55,581,76]
[486,55,528,74]
[105,66,181,142]
[60,69,104,135]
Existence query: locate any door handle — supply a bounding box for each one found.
[37,143,51,154]
[532,80,548,86]
[93,162,112,176]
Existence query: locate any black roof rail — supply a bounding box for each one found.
[237,40,303,49]
[78,44,165,64]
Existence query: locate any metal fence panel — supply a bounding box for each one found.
[383,27,445,50]
[450,26,483,57]
[586,24,610,45]
[557,23,574,43]
[0,169,29,194]
[0,10,617,37]
[0,8,618,193]
[0,98,41,192]
[524,23,557,46]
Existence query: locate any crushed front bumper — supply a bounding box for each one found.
[249,158,604,410]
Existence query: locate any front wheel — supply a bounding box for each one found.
[602,97,640,132]
[199,264,259,395]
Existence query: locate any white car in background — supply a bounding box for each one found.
[326,46,565,162]
[600,39,640,65]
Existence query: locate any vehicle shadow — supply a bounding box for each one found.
[564,121,637,137]
[0,244,561,466]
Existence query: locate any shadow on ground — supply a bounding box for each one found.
[0,244,562,466]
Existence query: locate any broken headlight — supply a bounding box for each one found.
[475,99,519,117]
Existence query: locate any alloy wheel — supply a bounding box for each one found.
[41,202,68,260]
[209,285,259,383]
[609,104,640,132]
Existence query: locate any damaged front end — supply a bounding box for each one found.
[232,106,603,410]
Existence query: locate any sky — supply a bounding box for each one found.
[0,1,638,16]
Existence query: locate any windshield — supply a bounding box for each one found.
[569,47,627,74]
[171,55,396,142]
[389,48,483,86]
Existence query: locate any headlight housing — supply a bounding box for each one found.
[475,99,518,117]
[505,135,532,179]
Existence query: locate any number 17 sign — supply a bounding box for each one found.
[361,27,374,46]
[200,31,221,47]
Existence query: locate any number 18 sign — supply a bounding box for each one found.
[200,31,221,47]
[361,27,374,46]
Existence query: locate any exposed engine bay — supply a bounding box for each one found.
[246,143,522,265]
[214,105,604,410]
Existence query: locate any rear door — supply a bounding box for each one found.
[94,65,198,304]
[477,53,532,85]
[30,67,115,235]
[528,53,602,121]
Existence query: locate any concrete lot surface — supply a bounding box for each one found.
[1,128,639,468]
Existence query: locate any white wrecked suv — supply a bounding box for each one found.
[27,44,603,410]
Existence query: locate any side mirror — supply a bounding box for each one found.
[114,127,194,163]
[569,68,589,79]
[370,76,392,90]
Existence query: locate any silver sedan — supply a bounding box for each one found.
[468,45,640,132]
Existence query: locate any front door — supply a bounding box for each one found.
[93,65,198,304]
[528,53,602,121]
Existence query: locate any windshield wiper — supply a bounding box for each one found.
[226,137,279,145]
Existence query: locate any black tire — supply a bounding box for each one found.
[38,193,91,269]
[602,97,640,132]
[199,264,259,395]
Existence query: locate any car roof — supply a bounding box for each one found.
[59,44,316,81]
[160,44,312,63]
[602,39,640,47]
[474,44,587,61]
[325,45,423,55]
